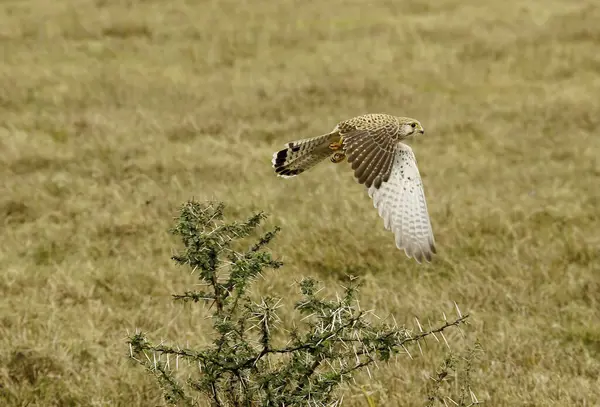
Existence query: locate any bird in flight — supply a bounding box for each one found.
[272,113,436,263]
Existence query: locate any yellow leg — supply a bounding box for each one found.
[330,152,346,163]
[328,136,344,151]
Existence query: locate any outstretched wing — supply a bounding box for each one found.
[367,144,436,263]
[341,126,398,189]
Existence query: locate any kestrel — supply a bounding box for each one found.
[271,113,436,263]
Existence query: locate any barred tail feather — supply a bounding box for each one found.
[272,132,336,178]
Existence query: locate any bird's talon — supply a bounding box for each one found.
[328,141,343,151]
[330,152,346,163]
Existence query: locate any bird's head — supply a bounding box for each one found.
[397,117,424,139]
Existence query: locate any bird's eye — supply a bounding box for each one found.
[410,123,417,128]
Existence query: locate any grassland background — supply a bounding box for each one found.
[1,0,599,405]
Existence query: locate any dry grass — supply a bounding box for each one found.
[1,0,599,405]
